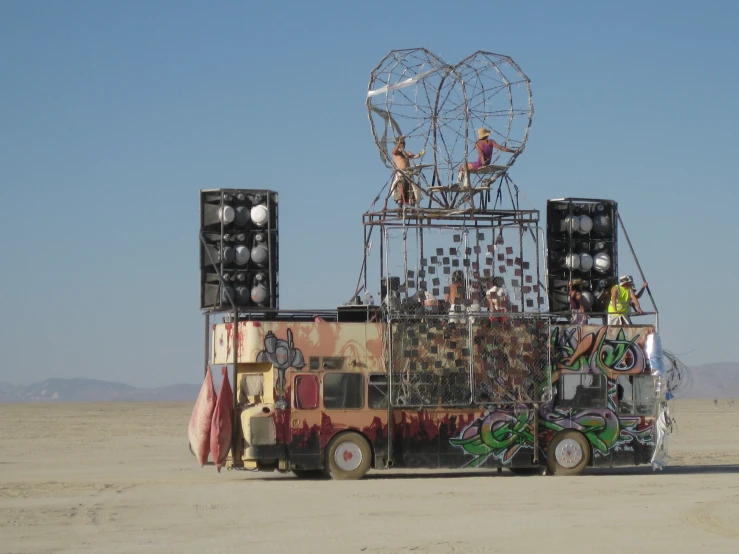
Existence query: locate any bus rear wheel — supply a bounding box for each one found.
[547,430,590,476]
[324,433,372,480]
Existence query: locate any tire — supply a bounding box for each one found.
[291,469,325,479]
[324,433,372,480]
[547,430,590,476]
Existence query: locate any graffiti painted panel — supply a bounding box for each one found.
[550,324,655,379]
[540,375,657,467]
[213,321,384,372]
[540,408,655,466]
[393,407,535,469]
[541,324,658,468]
[450,406,536,467]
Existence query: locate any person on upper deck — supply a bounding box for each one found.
[391,136,425,205]
[570,279,588,325]
[486,277,510,314]
[445,270,466,322]
[608,275,647,325]
[457,127,520,186]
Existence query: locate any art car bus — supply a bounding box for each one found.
[196,194,670,479]
[209,305,669,480]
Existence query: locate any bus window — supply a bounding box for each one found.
[616,375,634,414]
[633,375,656,415]
[323,373,364,409]
[558,374,607,409]
[368,374,388,409]
[617,375,656,415]
[295,375,319,410]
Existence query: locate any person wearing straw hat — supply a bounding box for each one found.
[457,127,520,186]
[391,135,425,205]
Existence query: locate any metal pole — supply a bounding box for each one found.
[616,212,658,326]
[232,308,240,467]
[402,221,408,301]
[386,323,393,469]
[384,226,393,468]
[379,225,385,300]
[518,223,524,313]
[363,224,368,302]
[204,312,210,377]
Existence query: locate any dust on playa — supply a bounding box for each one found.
[1,399,738,554]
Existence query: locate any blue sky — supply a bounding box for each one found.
[1,1,738,387]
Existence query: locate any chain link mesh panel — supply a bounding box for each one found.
[472,315,550,404]
[390,317,473,407]
[388,314,550,407]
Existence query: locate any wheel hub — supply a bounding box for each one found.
[334,442,362,471]
[555,438,583,468]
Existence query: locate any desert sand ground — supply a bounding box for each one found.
[1,400,738,554]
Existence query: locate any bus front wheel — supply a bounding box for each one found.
[547,430,590,476]
[324,433,372,480]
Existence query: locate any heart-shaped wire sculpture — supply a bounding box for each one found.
[367,49,533,192]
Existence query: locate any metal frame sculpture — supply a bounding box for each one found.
[361,50,547,411]
[360,48,542,312]
[367,48,533,211]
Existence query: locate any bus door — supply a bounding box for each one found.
[289,372,323,469]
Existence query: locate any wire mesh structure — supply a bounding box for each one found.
[378,224,546,317]
[472,315,550,404]
[389,315,550,408]
[367,48,533,208]
[390,317,472,407]
[363,48,549,410]
[377,222,550,409]
[367,48,450,171]
[434,51,533,179]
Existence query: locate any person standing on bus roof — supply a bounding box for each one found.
[570,279,587,325]
[608,275,645,324]
[446,270,465,322]
[486,277,510,313]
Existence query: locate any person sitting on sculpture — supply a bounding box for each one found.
[457,127,520,186]
[391,136,425,205]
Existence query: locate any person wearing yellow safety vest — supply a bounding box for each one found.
[608,275,647,325]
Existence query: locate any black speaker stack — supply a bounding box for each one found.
[546,198,618,313]
[199,189,279,311]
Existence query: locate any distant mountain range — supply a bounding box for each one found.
[0,363,736,403]
[0,378,199,403]
[684,362,739,399]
